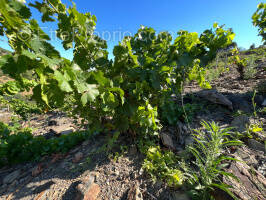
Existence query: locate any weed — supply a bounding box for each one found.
[232,110,246,117]
[248,123,263,133]
[206,63,229,82]
[0,122,92,167]
[108,145,128,162]
[229,48,248,79]
[231,120,263,141]
[258,107,266,114]
[252,90,258,117]
[142,121,242,199]
[0,96,42,120]
[205,50,230,82]
[244,56,257,80]
[184,121,242,199]
[98,131,121,154]
[143,146,184,187]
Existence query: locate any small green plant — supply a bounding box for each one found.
[0,122,92,166]
[252,90,258,117]
[206,63,229,82]
[143,146,184,187]
[110,151,123,163]
[0,97,42,120]
[206,50,230,82]
[108,145,128,162]
[232,131,253,141]
[0,79,36,96]
[258,107,266,114]
[229,48,248,79]
[248,123,263,134]
[243,57,257,80]
[233,121,263,142]
[184,121,242,200]
[232,120,263,141]
[232,110,246,117]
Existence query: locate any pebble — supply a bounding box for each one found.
[76,182,100,200]
[112,170,119,176]
[73,152,84,163]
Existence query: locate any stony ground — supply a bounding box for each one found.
[0,132,177,200]
[0,56,265,200]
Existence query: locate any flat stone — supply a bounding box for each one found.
[248,139,265,153]
[231,115,250,132]
[176,122,190,145]
[61,129,74,135]
[76,182,100,200]
[128,145,138,155]
[184,136,194,146]
[232,98,252,113]
[3,170,20,184]
[82,140,90,146]
[224,155,266,200]
[49,125,74,136]
[161,132,175,149]
[32,164,44,177]
[262,99,266,106]
[171,192,190,200]
[198,89,233,110]
[236,147,258,166]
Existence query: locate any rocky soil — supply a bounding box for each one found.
[0,59,265,200]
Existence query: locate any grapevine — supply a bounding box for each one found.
[0,0,236,136]
[252,3,266,42]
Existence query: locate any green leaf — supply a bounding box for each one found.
[9,0,31,19]
[81,84,99,105]
[92,70,110,86]
[54,70,73,92]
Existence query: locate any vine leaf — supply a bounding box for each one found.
[54,70,73,92]
[81,84,99,105]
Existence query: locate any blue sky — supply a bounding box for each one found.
[1,0,264,59]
